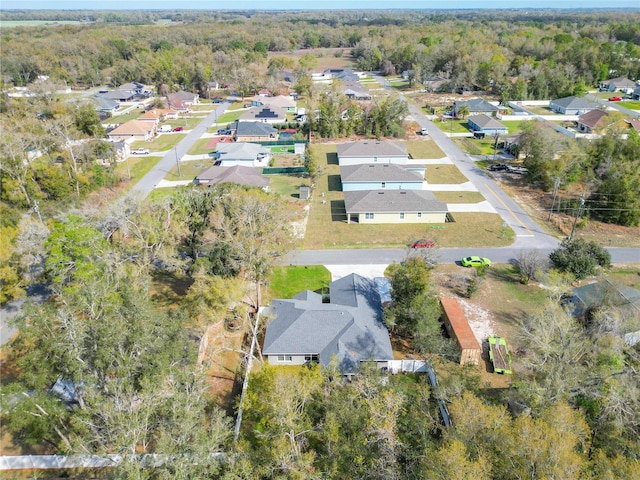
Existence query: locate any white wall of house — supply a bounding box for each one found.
[342,181,424,191]
[266,354,312,366]
[350,212,446,224]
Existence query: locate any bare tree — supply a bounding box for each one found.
[516,249,547,284]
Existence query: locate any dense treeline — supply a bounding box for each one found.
[2,10,639,98]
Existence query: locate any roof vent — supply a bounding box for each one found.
[400,191,407,194]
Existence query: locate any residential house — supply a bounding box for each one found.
[118,82,143,95]
[249,95,297,112]
[239,106,287,124]
[343,190,448,224]
[577,110,609,133]
[92,97,120,114]
[98,90,135,102]
[263,273,394,374]
[342,81,372,101]
[467,114,508,137]
[453,98,499,117]
[340,163,425,192]
[215,142,271,167]
[168,91,199,112]
[625,118,640,133]
[194,165,270,189]
[562,280,640,346]
[337,141,409,166]
[138,109,179,125]
[599,77,636,94]
[633,85,640,101]
[422,75,448,92]
[549,96,599,115]
[233,121,278,142]
[107,120,156,141]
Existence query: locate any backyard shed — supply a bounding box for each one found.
[440,298,481,366]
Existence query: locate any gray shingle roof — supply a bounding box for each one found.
[195,165,270,188]
[344,190,448,214]
[468,114,506,129]
[234,121,278,137]
[216,142,269,161]
[551,96,599,110]
[341,164,424,183]
[263,273,393,373]
[454,98,499,112]
[337,141,408,158]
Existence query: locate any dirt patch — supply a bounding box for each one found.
[206,137,234,149]
[271,153,305,168]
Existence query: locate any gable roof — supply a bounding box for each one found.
[251,95,296,110]
[344,190,448,214]
[196,165,270,188]
[624,118,640,132]
[169,91,198,101]
[337,141,408,158]
[340,163,424,183]
[234,121,278,137]
[263,273,393,373]
[454,98,499,112]
[108,120,154,136]
[578,109,608,129]
[99,90,135,101]
[603,77,636,88]
[551,95,599,110]
[216,142,269,161]
[468,114,506,129]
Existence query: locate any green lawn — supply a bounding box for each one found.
[453,137,498,156]
[425,164,469,184]
[215,111,242,125]
[188,138,217,155]
[114,155,162,188]
[266,174,311,199]
[131,134,186,152]
[266,265,331,301]
[166,159,212,181]
[406,140,446,159]
[500,120,527,135]
[433,192,486,203]
[433,117,471,134]
[109,111,141,124]
[619,100,640,110]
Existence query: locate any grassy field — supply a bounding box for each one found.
[406,140,446,159]
[215,111,242,124]
[166,159,211,181]
[425,164,469,184]
[432,117,471,134]
[131,133,186,152]
[266,265,331,301]
[114,155,162,188]
[109,111,141,124]
[619,100,640,110]
[453,137,494,156]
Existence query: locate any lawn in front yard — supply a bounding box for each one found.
[433,191,486,203]
[406,140,446,159]
[114,155,163,190]
[432,117,471,134]
[215,111,242,125]
[266,174,311,200]
[425,164,469,184]
[266,265,331,301]
[188,137,217,155]
[131,134,186,152]
[166,159,213,181]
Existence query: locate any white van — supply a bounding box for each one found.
[419,127,429,135]
[158,125,172,133]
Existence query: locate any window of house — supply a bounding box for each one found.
[304,354,319,363]
[400,212,405,219]
[365,212,374,220]
[277,355,292,362]
[417,212,422,218]
[381,182,386,189]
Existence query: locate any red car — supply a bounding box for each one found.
[608,96,622,102]
[411,239,435,249]
[173,126,184,132]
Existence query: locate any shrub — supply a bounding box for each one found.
[549,238,611,280]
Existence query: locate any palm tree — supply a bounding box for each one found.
[457,104,469,119]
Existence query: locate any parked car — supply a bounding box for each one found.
[213,98,223,104]
[506,165,528,175]
[132,148,150,155]
[418,127,429,135]
[608,96,622,102]
[217,129,232,135]
[411,239,435,248]
[461,256,491,267]
[173,126,184,132]
[489,163,509,171]
[158,125,172,133]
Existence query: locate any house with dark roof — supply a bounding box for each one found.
[562,280,640,346]
[194,165,270,189]
[215,142,271,167]
[337,141,409,166]
[233,121,278,142]
[340,164,425,192]
[344,190,448,224]
[92,97,121,114]
[263,273,394,374]
[599,77,636,94]
[239,106,287,124]
[550,96,599,115]
[467,114,508,137]
[453,98,499,117]
[342,80,372,101]
[577,110,609,133]
[633,86,640,101]
[98,90,135,102]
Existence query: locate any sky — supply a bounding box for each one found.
[1,0,638,10]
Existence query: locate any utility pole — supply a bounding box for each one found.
[548,176,561,222]
[569,195,585,241]
[174,147,182,177]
